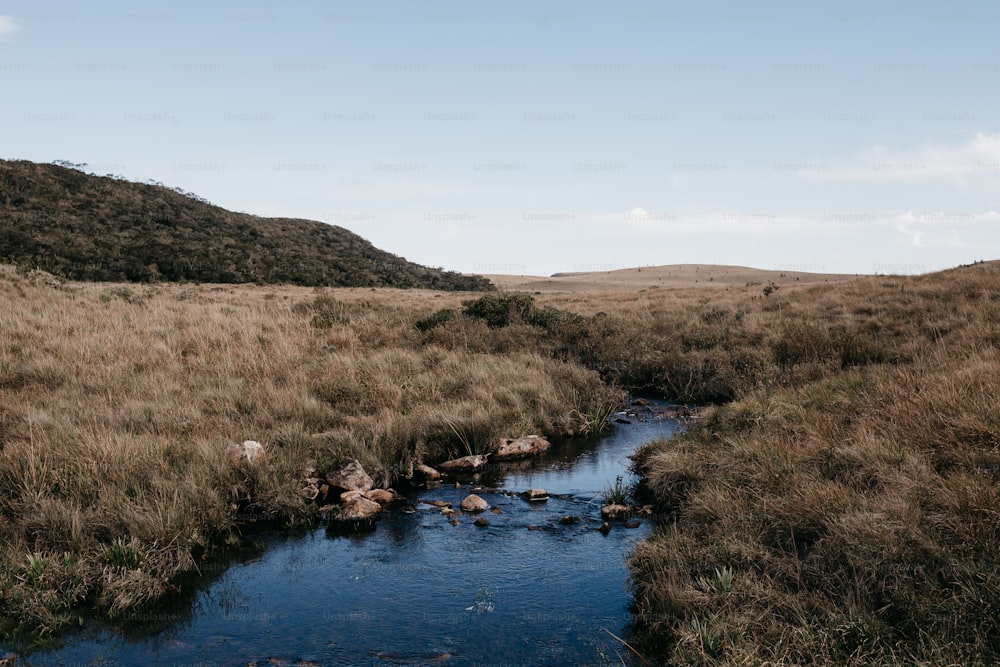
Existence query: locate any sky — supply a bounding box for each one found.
[2,1,999,277]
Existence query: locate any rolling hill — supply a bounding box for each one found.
[0,159,492,291]
[484,263,860,292]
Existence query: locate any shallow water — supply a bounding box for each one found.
[19,405,682,666]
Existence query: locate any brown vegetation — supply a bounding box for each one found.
[3,256,999,665]
[0,266,616,638]
[484,262,858,293]
[627,261,1000,664]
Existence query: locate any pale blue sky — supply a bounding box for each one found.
[3,1,998,276]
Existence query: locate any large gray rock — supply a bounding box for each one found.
[226,440,266,466]
[325,458,373,494]
[493,435,551,461]
[460,494,489,512]
[438,455,489,473]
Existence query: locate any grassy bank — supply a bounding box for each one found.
[627,262,1000,664]
[5,258,999,663]
[0,267,619,639]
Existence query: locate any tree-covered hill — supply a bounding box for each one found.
[0,159,492,291]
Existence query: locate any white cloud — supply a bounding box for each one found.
[0,16,19,40]
[893,210,998,249]
[808,133,1000,183]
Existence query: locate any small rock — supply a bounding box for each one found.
[226,440,266,466]
[474,517,489,527]
[325,458,373,494]
[332,493,381,524]
[493,435,551,461]
[460,494,489,512]
[624,520,641,529]
[525,488,549,502]
[438,454,489,473]
[441,508,456,517]
[301,475,322,501]
[599,522,612,535]
[413,463,441,482]
[614,418,631,424]
[527,525,546,531]
[601,504,632,521]
[449,518,459,526]
[490,507,503,515]
[340,490,364,503]
[559,515,581,525]
[365,489,395,505]
[429,500,452,508]
[455,482,462,489]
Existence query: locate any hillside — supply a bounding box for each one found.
[0,159,492,291]
[484,263,859,293]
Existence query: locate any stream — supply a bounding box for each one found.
[18,401,683,666]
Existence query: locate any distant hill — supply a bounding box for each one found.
[484,263,862,292]
[0,159,492,291]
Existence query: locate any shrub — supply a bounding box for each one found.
[414,308,457,332]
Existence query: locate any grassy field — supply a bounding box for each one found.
[624,261,1000,665]
[3,259,999,665]
[0,266,618,639]
[453,261,1000,664]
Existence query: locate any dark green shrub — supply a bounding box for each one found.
[415,308,457,332]
[462,293,536,328]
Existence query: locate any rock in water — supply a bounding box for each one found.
[474,516,490,527]
[493,435,551,461]
[437,455,489,472]
[601,504,632,521]
[525,488,549,502]
[325,458,373,494]
[332,491,382,524]
[226,440,266,466]
[460,493,489,512]
[414,463,441,482]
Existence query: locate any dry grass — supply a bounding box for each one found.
[0,266,618,639]
[5,257,999,663]
[483,262,858,293]
[627,261,1000,665]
